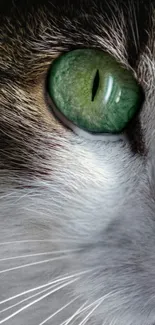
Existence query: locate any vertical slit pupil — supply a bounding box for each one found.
[92,69,100,101]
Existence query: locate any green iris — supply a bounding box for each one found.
[48,49,143,134]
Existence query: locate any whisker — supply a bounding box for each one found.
[59,297,106,325]
[78,292,114,325]
[0,283,65,314]
[38,297,80,325]
[0,280,64,306]
[63,297,107,325]
[0,256,69,274]
[13,190,38,203]
[0,239,78,245]
[78,296,106,325]
[0,270,92,305]
[0,192,18,200]
[0,249,79,262]
[79,297,106,314]
[0,278,79,324]
[61,301,88,325]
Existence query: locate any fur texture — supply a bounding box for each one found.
[0,0,155,324]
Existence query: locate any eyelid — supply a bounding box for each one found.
[48,95,126,143]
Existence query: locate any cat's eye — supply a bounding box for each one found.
[47,49,143,135]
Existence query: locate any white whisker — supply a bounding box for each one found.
[0,239,78,245]
[78,296,107,325]
[61,301,88,325]
[0,283,63,314]
[63,297,107,325]
[0,270,91,305]
[0,278,79,324]
[0,256,69,274]
[80,297,108,314]
[13,190,37,203]
[38,297,79,325]
[0,249,79,262]
[59,298,106,325]
[0,192,18,200]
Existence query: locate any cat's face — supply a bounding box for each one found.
[0,0,155,324]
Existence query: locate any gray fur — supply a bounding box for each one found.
[0,0,155,324]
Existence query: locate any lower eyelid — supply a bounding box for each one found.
[48,94,126,143]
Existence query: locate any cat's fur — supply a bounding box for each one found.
[0,0,155,324]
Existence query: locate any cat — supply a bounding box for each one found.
[0,0,154,324]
